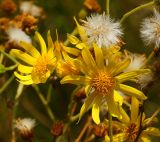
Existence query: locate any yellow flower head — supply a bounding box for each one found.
[61,44,149,124]
[105,97,160,142]
[10,31,56,85]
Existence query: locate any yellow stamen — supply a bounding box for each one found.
[91,71,115,95]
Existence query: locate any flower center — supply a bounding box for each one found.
[32,55,51,82]
[91,71,115,95]
[125,123,139,141]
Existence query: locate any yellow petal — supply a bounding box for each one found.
[119,107,130,124]
[10,49,36,65]
[19,41,40,58]
[63,45,80,56]
[19,80,33,85]
[106,93,121,118]
[35,32,47,55]
[74,17,87,42]
[139,134,151,142]
[131,97,139,123]
[92,95,102,124]
[84,85,91,96]
[118,84,147,100]
[18,64,33,74]
[47,30,54,50]
[14,72,32,81]
[93,43,104,69]
[60,75,90,85]
[78,92,96,123]
[144,127,160,136]
[116,69,150,83]
[76,42,86,49]
[114,91,123,106]
[112,58,131,75]
[67,34,79,45]
[82,48,96,71]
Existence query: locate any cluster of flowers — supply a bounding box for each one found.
[10,9,160,141]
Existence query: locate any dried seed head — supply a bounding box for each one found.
[51,121,64,136]
[1,0,17,14]
[83,0,101,12]
[14,118,36,140]
[93,123,108,137]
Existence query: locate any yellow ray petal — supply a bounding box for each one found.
[19,80,34,85]
[92,95,102,124]
[47,30,54,50]
[14,72,32,80]
[73,59,90,75]
[84,85,91,96]
[144,127,160,136]
[106,93,121,118]
[139,134,151,142]
[76,42,86,49]
[60,75,90,85]
[112,58,131,76]
[82,48,96,71]
[35,32,47,55]
[67,34,79,45]
[78,92,96,123]
[19,41,40,58]
[63,46,80,56]
[18,64,33,74]
[114,91,123,106]
[93,43,104,69]
[131,97,139,123]
[118,84,147,100]
[119,107,130,124]
[74,17,87,42]
[10,49,36,65]
[115,69,150,83]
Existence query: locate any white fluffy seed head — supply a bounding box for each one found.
[124,53,146,72]
[140,10,160,48]
[6,27,31,44]
[20,1,42,17]
[14,118,36,132]
[82,13,123,48]
[137,72,153,89]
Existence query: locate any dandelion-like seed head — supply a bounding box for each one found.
[141,10,160,48]
[14,118,36,139]
[91,70,115,95]
[82,13,123,47]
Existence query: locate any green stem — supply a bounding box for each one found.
[142,51,155,68]
[5,64,17,71]
[32,85,55,121]
[0,50,18,64]
[0,74,15,94]
[46,84,52,104]
[120,1,154,23]
[106,0,110,15]
[109,112,113,142]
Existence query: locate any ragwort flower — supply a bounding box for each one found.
[61,44,149,124]
[10,31,56,85]
[105,97,160,142]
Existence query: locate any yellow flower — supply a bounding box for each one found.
[105,97,160,142]
[10,31,56,85]
[60,44,149,124]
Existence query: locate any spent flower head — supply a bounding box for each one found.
[14,118,36,139]
[141,10,160,48]
[82,13,123,47]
